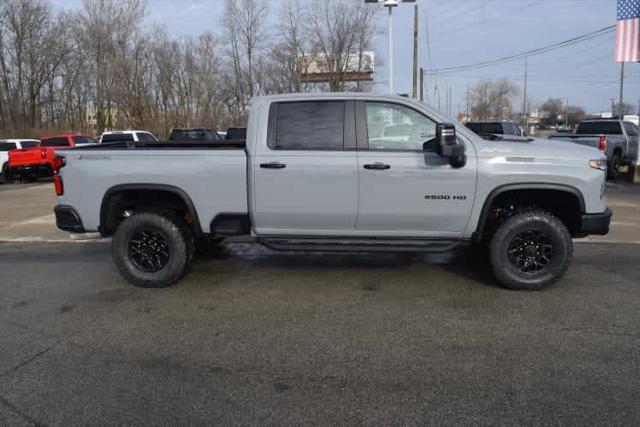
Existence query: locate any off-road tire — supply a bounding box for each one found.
[112,212,191,288]
[607,152,621,180]
[490,210,572,290]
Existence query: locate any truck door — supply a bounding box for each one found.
[253,100,358,235]
[354,101,476,237]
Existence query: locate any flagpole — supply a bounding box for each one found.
[618,62,624,117]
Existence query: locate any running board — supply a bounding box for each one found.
[259,237,462,253]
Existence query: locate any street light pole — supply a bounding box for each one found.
[365,0,415,94]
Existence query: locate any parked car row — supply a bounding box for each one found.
[0,126,246,183]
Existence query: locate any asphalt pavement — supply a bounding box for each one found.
[1,179,640,424]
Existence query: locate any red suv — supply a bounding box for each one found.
[8,133,97,181]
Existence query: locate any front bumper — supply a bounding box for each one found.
[580,208,612,236]
[54,205,85,233]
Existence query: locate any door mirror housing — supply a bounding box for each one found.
[434,123,466,167]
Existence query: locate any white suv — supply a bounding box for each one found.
[1,139,40,182]
[99,131,158,144]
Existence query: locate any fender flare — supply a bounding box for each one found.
[473,183,586,242]
[99,183,203,236]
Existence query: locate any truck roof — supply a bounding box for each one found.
[101,130,149,134]
[42,133,84,139]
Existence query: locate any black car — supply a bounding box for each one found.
[225,127,246,140]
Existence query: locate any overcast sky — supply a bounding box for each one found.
[52,0,639,115]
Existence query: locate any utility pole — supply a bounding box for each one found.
[412,4,418,98]
[565,98,569,127]
[466,82,470,120]
[419,67,424,101]
[448,82,452,117]
[611,98,615,115]
[522,57,528,127]
[618,62,625,117]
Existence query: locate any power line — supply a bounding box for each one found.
[425,25,615,74]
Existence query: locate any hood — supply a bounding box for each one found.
[475,137,604,163]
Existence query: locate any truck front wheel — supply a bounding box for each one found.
[112,212,190,288]
[489,210,572,290]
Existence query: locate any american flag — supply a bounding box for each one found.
[615,0,640,62]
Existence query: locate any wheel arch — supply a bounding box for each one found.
[473,183,585,242]
[99,183,202,236]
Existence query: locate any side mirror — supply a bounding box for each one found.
[435,123,466,168]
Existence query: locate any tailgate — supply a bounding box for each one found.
[8,147,45,167]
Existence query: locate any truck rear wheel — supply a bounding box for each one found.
[112,212,190,288]
[489,210,572,290]
[607,152,621,180]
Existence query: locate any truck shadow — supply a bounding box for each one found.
[206,243,499,289]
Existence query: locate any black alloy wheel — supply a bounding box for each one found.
[507,229,553,274]
[128,229,171,273]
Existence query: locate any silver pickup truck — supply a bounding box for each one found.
[549,119,639,179]
[54,93,611,291]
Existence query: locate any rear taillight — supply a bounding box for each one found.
[41,148,47,159]
[53,156,65,196]
[54,173,63,196]
[598,135,607,151]
[53,156,66,172]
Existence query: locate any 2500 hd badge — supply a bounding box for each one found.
[425,194,467,200]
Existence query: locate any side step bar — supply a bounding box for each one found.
[259,237,462,253]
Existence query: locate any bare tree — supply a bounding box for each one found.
[468,79,519,120]
[76,0,147,131]
[0,0,73,133]
[0,0,377,138]
[539,98,564,127]
[308,0,376,91]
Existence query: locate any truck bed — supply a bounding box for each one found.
[71,141,247,150]
[56,143,248,234]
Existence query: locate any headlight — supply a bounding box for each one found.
[589,159,607,171]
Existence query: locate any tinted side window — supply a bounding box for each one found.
[576,122,622,135]
[623,122,638,136]
[272,101,344,150]
[0,142,17,151]
[101,134,134,143]
[503,123,519,135]
[364,102,436,151]
[483,123,503,134]
[41,137,69,147]
[73,136,96,145]
[136,132,156,142]
[20,141,39,148]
